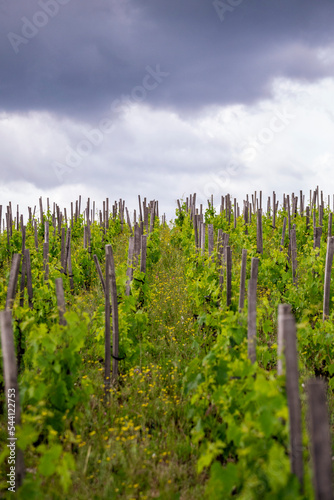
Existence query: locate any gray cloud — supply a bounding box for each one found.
[1,0,334,218]
[1,0,334,121]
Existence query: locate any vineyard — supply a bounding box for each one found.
[1,189,334,499]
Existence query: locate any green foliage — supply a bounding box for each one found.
[0,202,332,498]
[204,203,216,224]
[20,311,91,429]
[12,311,92,495]
[175,201,188,227]
[146,229,161,269]
[184,328,304,499]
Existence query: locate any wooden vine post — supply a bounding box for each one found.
[217,229,224,290]
[63,227,71,275]
[25,249,33,310]
[67,240,74,293]
[323,236,334,321]
[104,248,111,399]
[306,206,310,231]
[93,254,106,294]
[0,310,25,488]
[306,379,333,500]
[43,241,49,282]
[125,237,135,296]
[290,225,298,284]
[134,223,141,266]
[257,209,263,254]
[226,246,232,307]
[244,201,249,234]
[55,278,67,326]
[6,254,21,310]
[277,303,291,376]
[282,307,303,490]
[247,257,259,363]
[106,245,120,385]
[19,254,26,308]
[280,217,287,251]
[200,222,206,255]
[238,249,247,312]
[34,222,38,250]
[140,235,147,273]
[272,191,276,228]
[19,249,33,310]
[208,224,214,259]
[193,212,199,248]
[328,212,333,237]
[314,227,322,254]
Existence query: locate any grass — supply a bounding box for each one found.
[3,209,330,498]
[58,227,207,499]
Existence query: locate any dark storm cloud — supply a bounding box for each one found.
[1,0,334,120]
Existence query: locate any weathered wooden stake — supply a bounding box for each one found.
[238,249,247,312]
[104,249,111,399]
[257,209,263,254]
[277,303,291,376]
[43,242,49,281]
[283,309,303,490]
[34,222,38,250]
[64,228,71,275]
[323,236,334,320]
[134,223,141,266]
[250,257,259,281]
[226,246,232,307]
[55,278,67,326]
[6,254,21,310]
[328,212,333,238]
[0,310,25,487]
[21,226,26,255]
[138,195,143,223]
[247,277,257,363]
[306,379,333,500]
[280,217,287,250]
[67,243,74,293]
[193,212,199,248]
[106,245,120,384]
[273,191,276,228]
[93,254,106,294]
[125,207,133,235]
[217,229,224,290]
[290,226,298,284]
[19,252,26,308]
[200,222,206,255]
[208,224,214,259]
[44,220,49,245]
[140,235,147,274]
[60,227,66,271]
[39,196,44,225]
[314,227,322,252]
[125,237,135,296]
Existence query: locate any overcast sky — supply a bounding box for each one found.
[1,0,334,221]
